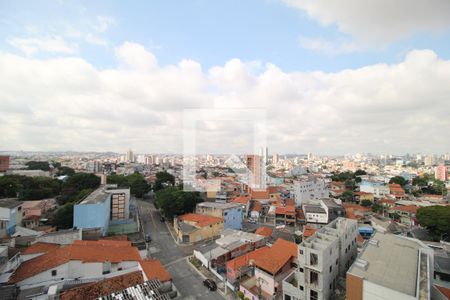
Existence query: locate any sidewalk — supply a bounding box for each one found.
[186,256,236,300]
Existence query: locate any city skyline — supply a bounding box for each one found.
[1,1,450,154]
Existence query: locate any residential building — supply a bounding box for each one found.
[346,232,433,300]
[9,240,144,287]
[353,192,374,204]
[0,198,23,236]
[193,229,267,273]
[294,177,329,206]
[196,202,243,230]
[330,181,346,197]
[73,185,130,235]
[389,183,406,199]
[0,155,10,172]
[389,205,418,226]
[246,155,266,189]
[275,205,296,225]
[359,181,390,199]
[283,218,358,300]
[174,213,223,243]
[235,238,298,299]
[302,199,345,226]
[435,164,449,182]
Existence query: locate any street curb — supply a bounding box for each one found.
[185,257,228,300]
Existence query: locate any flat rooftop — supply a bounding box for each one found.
[0,198,23,209]
[348,232,426,296]
[79,187,110,204]
[197,202,242,209]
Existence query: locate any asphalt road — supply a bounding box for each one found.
[137,200,223,300]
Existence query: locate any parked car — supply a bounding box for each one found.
[145,234,152,243]
[203,279,217,291]
[248,218,257,224]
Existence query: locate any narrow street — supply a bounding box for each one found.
[136,199,224,300]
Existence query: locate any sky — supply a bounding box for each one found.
[1,0,450,155]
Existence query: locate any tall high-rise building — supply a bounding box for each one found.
[0,155,10,172]
[272,153,279,165]
[435,164,448,182]
[126,149,135,163]
[245,154,266,189]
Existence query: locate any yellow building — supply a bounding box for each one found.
[174,213,224,243]
[354,191,374,204]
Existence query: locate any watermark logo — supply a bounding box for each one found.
[182,108,268,192]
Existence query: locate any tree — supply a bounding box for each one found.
[107,173,151,198]
[52,202,74,229]
[354,169,367,176]
[0,175,61,200]
[155,187,203,219]
[341,190,354,202]
[372,203,383,214]
[56,166,75,176]
[60,173,100,204]
[416,206,450,241]
[154,171,175,191]
[389,176,407,187]
[360,200,372,207]
[26,161,51,171]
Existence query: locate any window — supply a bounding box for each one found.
[51,270,57,276]
[300,285,304,291]
[285,295,292,300]
[336,259,338,265]
[310,253,318,265]
[224,212,228,216]
[310,290,318,300]
[300,267,304,273]
[329,265,332,273]
[310,271,318,285]
[300,250,303,255]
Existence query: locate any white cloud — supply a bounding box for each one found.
[8,36,78,56]
[94,16,116,33]
[0,43,449,154]
[283,0,450,44]
[299,36,360,55]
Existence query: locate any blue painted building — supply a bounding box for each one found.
[195,202,243,230]
[0,198,23,237]
[73,188,112,235]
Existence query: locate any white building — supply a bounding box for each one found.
[294,177,329,206]
[8,240,144,289]
[346,232,433,300]
[283,218,358,300]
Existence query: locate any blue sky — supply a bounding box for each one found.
[1,0,450,154]
[2,0,450,72]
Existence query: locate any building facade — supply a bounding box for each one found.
[0,155,10,172]
[346,232,433,300]
[294,177,329,206]
[196,202,243,230]
[283,218,358,300]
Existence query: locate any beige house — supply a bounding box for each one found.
[174,213,224,243]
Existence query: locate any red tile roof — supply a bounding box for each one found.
[231,195,251,204]
[255,227,273,237]
[275,205,295,215]
[390,205,418,214]
[178,213,223,227]
[139,259,172,282]
[21,242,60,255]
[253,238,297,275]
[227,247,270,272]
[60,271,144,300]
[10,240,141,283]
[435,285,450,300]
[250,189,270,200]
[303,225,317,239]
[252,201,263,212]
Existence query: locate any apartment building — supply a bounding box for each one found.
[73,185,130,235]
[294,177,329,206]
[283,218,358,300]
[346,232,433,300]
[196,202,243,230]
